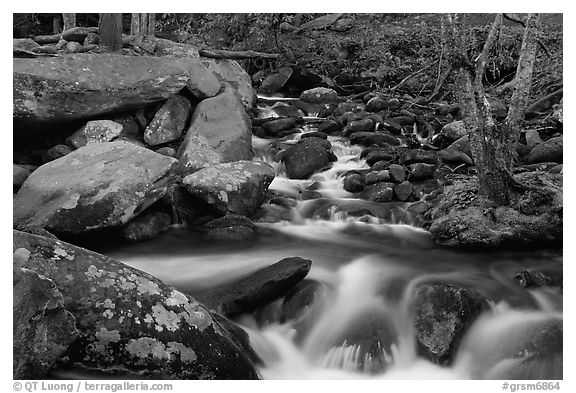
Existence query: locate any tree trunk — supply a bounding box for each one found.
[131,13,155,36]
[452,13,540,206]
[62,14,76,31]
[140,13,149,35]
[130,13,141,35]
[98,13,123,51]
[501,14,541,172]
[147,13,156,36]
[53,15,62,34]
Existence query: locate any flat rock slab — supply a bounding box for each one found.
[14,54,192,128]
[182,160,275,216]
[13,141,178,234]
[13,230,259,379]
[196,257,312,316]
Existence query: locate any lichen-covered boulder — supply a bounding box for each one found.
[177,88,254,176]
[182,160,275,216]
[201,58,256,108]
[66,120,123,149]
[13,253,79,379]
[14,54,192,129]
[144,95,192,146]
[413,282,489,365]
[176,133,222,174]
[13,141,178,234]
[13,230,260,379]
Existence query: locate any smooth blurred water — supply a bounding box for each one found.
[95,109,562,380]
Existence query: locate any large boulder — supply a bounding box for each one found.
[14,54,194,128]
[525,136,563,164]
[177,88,254,176]
[144,95,192,146]
[13,259,79,379]
[196,257,312,316]
[13,141,178,234]
[282,138,336,179]
[13,230,259,379]
[182,160,275,216]
[201,58,256,108]
[413,282,489,364]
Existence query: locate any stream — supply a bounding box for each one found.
[94,100,562,380]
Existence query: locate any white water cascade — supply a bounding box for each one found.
[98,99,562,380]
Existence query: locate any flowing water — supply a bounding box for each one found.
[96,101,562,380]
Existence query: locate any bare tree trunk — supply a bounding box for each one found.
[147,13,156,36]
[501,14,541,172]
[62,13,76,31]
[98,13,123,51]
[131,13,155,36]
[452,13,540,206]
[130,13,141,35]
[140,13,149,34]
[53,15,62,33]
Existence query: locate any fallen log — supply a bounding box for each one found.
[13,48,58,58]
[199,48,280,60]
[31,33,62,45]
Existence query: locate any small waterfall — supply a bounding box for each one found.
[170,204,185,227]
